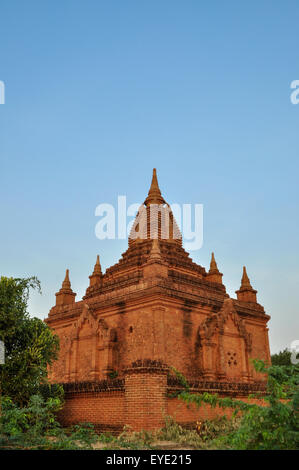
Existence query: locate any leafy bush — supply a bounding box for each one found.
[38,383,64,404]
[178,360,299,450]
[0,276,60,406]
[0,394,98,450]
[157,415,238,449]
[158,416,208,449]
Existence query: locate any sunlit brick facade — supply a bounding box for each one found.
[45,169,270,431]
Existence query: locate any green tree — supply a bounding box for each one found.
[271,348,292,366]
[0,276,59,405]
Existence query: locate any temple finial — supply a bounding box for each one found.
[88,255,102,289]
[144,168,165,205]
[55,268,76,306]
[241,266,252,289]
[149,168,160,194]
[236,266,257,302]
[206,252,223,285]
[93,255,102,276]
[209,252,219,274]
[62,269,71,290]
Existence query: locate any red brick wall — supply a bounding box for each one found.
[57,391,124,432]
[168,397,232,422]
[167,396,267,425]
[124,367,168,431]
[57,389,266,432]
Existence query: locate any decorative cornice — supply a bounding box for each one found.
[123,359,169,375]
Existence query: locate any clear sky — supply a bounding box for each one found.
[0,1,298,354]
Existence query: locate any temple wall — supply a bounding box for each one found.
[167,396,267,425]
[244,320,271,381]
[57,390,125,433]
[122,303,214,378]
[49,298,270,385]
[56,362,267,432]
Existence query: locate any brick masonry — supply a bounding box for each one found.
[45,170,271,431]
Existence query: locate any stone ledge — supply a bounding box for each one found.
[167,377,267,396]
[61,378,125,394]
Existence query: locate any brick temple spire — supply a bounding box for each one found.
[55,269,76,306]
[144,168,166,206]
[62,269,71,289]
[206,252,223,284]
[129,168,182,245]
[89,255,102,287]
[236,266,257,302]
[209,252,219,273]
[241,266,252,289]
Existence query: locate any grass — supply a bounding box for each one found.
[91,415,240,450]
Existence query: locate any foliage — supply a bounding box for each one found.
[108,370,118,379]
[115,426,155,449]
[167,366,190,397]
[0,276,60,405]
[271,348,293,366]
[38,383,64,404]
[93,415,238,450]
[0,394,98,450]
[158,415,238,449]
[178,360,299,450]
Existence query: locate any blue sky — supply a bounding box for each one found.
[0,1,298,353]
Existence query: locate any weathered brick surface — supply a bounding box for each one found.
[167,396,267,423]
[57,391,124,428]
[45,170,271,431]
[123,360,168,431]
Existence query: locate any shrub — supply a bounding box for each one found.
[0,394,98,450]
[178,360,299,450]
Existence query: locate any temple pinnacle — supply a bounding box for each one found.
[55,268,76,306]
[209,252,219,273]
[62,269,71,290]
[93,255,102,276]
[241,266,252,289]
[236,266,257,302]
[144,168,165,205]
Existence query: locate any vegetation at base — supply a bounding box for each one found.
[0,394,98,450]
[1,371,298,450]
[0,276,60,405]
[156,415,239,449]
[86,416,239,450]
[178,359,299,450]
[1,395,237,450]
[1,275,298,450]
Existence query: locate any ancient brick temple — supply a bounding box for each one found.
[45,169,271,432]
